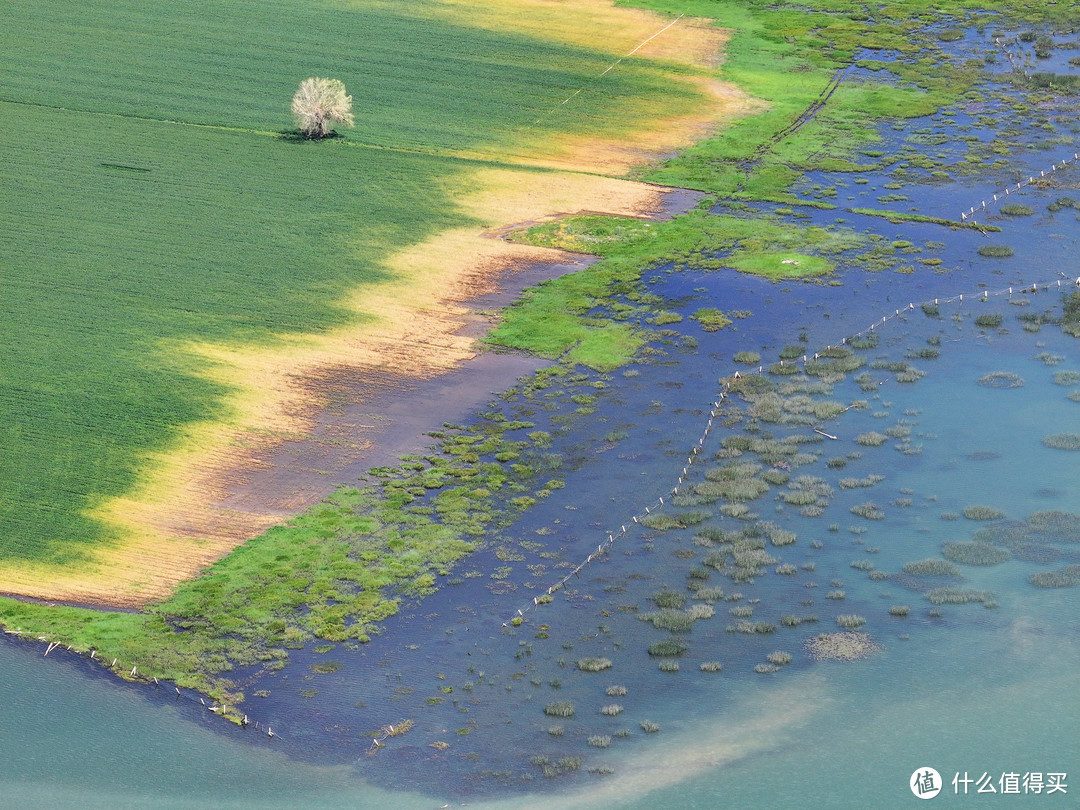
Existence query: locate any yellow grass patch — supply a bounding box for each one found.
[432,0,728,69]
[6,1,760,606]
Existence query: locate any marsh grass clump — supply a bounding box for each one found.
[686,603,715,621]
[978,372,1023,389]
[836,614,866,630]
[766,526,798,547]
[548,725,564,737]
[766,651,793,666]
[1053,371,1080,386]
[868,570,888,581]
[648,639,688,657]
[850,502,885,520]
[545,701,575,718]
[638,610,696,633]
[856,432,888,447]
[695,477,770,503]
[309,660,343,674]
[639,514,681,531]
[925,587,996,606]
[907,347,940,360]
[606,685,627,697]
[588,735,612,748]
[974,313,1003,329]
[641,720,661,733]
[978,245,1014,258]
[734,351,761,365]
[962,505,1006,521]
[695,587,725,602]
[653,589,686,610]
[826,590,846,600]
[1029,565,1080,588]
[729,605,754,618]
[699,661,723,672]
[839,475,885,489]
[658,661,680,672]
[729,620,776,635]
[896,368,925,384]
[1043,434,1080,451]
[720,503,755,519]
[889,605,910,617]
[754,663,780,674]
[601,704,623,716]
[761,469,790,486]
[943,541,1010,566]
[901,558,959,576]
[775,563,798,575]
[1000,203,1034,216]
[577,658,612,672]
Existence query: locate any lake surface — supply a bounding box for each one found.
[4,25,1080,810]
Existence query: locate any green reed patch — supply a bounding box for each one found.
[638,610,696,633]
[691,308,734,332]
[974,313,1004,328]
[1000,203,1034,216]
[648,639,689,657]
[653,589,686,610]
[856,432,888,447]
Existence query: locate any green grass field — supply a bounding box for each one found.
[0,0,701,569]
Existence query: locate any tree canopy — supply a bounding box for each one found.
[292,77,354,139]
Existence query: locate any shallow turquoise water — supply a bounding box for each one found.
[4,25,1080,810]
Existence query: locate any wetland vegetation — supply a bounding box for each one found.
[4,0,1080,801]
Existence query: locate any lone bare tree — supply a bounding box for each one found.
[292,77,355,140]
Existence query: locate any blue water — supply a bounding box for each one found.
[5,24,1080,810]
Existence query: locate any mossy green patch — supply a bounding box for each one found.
[723,252,833,279]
